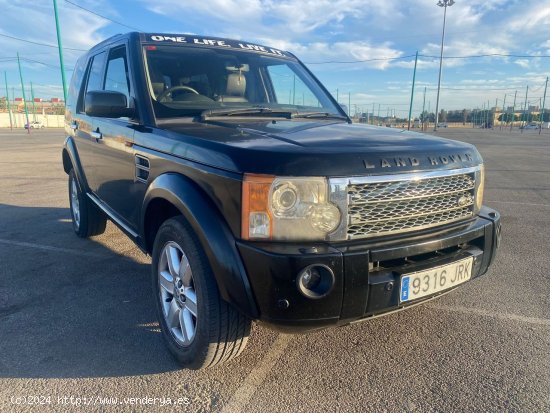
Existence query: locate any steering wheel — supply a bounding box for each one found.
[157,85,199,102]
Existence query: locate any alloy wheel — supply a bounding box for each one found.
[158,241,198,346]
[70,179,80,229]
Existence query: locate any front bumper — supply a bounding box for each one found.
[237,206,501,332]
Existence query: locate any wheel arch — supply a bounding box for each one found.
[142,173,259,319]
[62,136,89,191]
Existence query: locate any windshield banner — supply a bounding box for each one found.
[146,34,288,57]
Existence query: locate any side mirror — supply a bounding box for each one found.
[85,90,134,118]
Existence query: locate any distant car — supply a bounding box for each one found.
[521,123,539,130]
[24,121,45,129]
[437,123,448,128]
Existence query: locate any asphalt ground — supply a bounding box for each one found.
[0,127,549,412]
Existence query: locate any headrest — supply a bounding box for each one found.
[226,73,246,97]
[151,82,164,96]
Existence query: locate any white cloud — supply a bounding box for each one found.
[392,39,515,70]
[148,0,263,25]
[144,0,373,35]
[0,0,114,99]
[0,0,109,49]
[506,6,550,32]
[141,0,549,72]
[423,40,509,60]
[246,38,404,70]
[459,79,500,85]
[514,59,530,69]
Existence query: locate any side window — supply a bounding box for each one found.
[104,47,130,105]
[267,64,318,107]
[80,51,106,113]
[67,56,86,110]
[86,51,107,94]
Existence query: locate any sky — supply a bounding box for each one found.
[1,0,549,117]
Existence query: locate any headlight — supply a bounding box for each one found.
[475,164,485,213]
[242,174,341,241]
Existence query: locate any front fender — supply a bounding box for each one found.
[141,173,259,319]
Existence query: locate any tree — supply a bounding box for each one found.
[419,111,435,122]
[498,113,518,122]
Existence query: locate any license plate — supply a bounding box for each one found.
[400,256,474,303]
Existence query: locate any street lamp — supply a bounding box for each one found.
[434,0,455,131]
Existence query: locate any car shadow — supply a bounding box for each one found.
[0,204,183,378]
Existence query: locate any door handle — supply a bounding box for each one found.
[70,121,78,130]
[91,130,102,141]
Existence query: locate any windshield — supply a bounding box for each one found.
[143,45,341,119]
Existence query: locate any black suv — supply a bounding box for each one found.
[62,32,501,369]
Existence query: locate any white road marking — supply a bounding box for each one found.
[0,238,111,259]
[222,334,292,413]
[427,304,550,326]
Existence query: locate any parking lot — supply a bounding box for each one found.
[0,127,549,412]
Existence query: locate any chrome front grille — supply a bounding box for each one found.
[347,207,473,238]
[348,174,475,203]
[348,191,474,223]
[329,167,480,240]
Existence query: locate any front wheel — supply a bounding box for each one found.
[152,216,251,369]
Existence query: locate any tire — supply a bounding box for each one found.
[68,169,107,238]
[152,216,251,369]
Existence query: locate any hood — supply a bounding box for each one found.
[144,120,482,176]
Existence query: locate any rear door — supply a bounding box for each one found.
[90,43,139,228]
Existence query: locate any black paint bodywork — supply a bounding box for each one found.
[62,32,500,332]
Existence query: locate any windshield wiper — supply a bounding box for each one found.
[291,111,349,121]
[201,107,293,120]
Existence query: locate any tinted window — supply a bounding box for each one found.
[105,47,130,104]
[267,64,319,107]
[86,51,107,94]
[143,46,339,118]
[67,56,87,110]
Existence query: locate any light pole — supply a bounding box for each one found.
[17,52,31,134]
[53,0,68,102]
[434,0,454,131]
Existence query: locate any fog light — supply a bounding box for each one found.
[301,267,321,290]
[297,264,335,299]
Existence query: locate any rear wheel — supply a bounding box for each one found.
[152,216,251,369]
[68,169,107,237]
